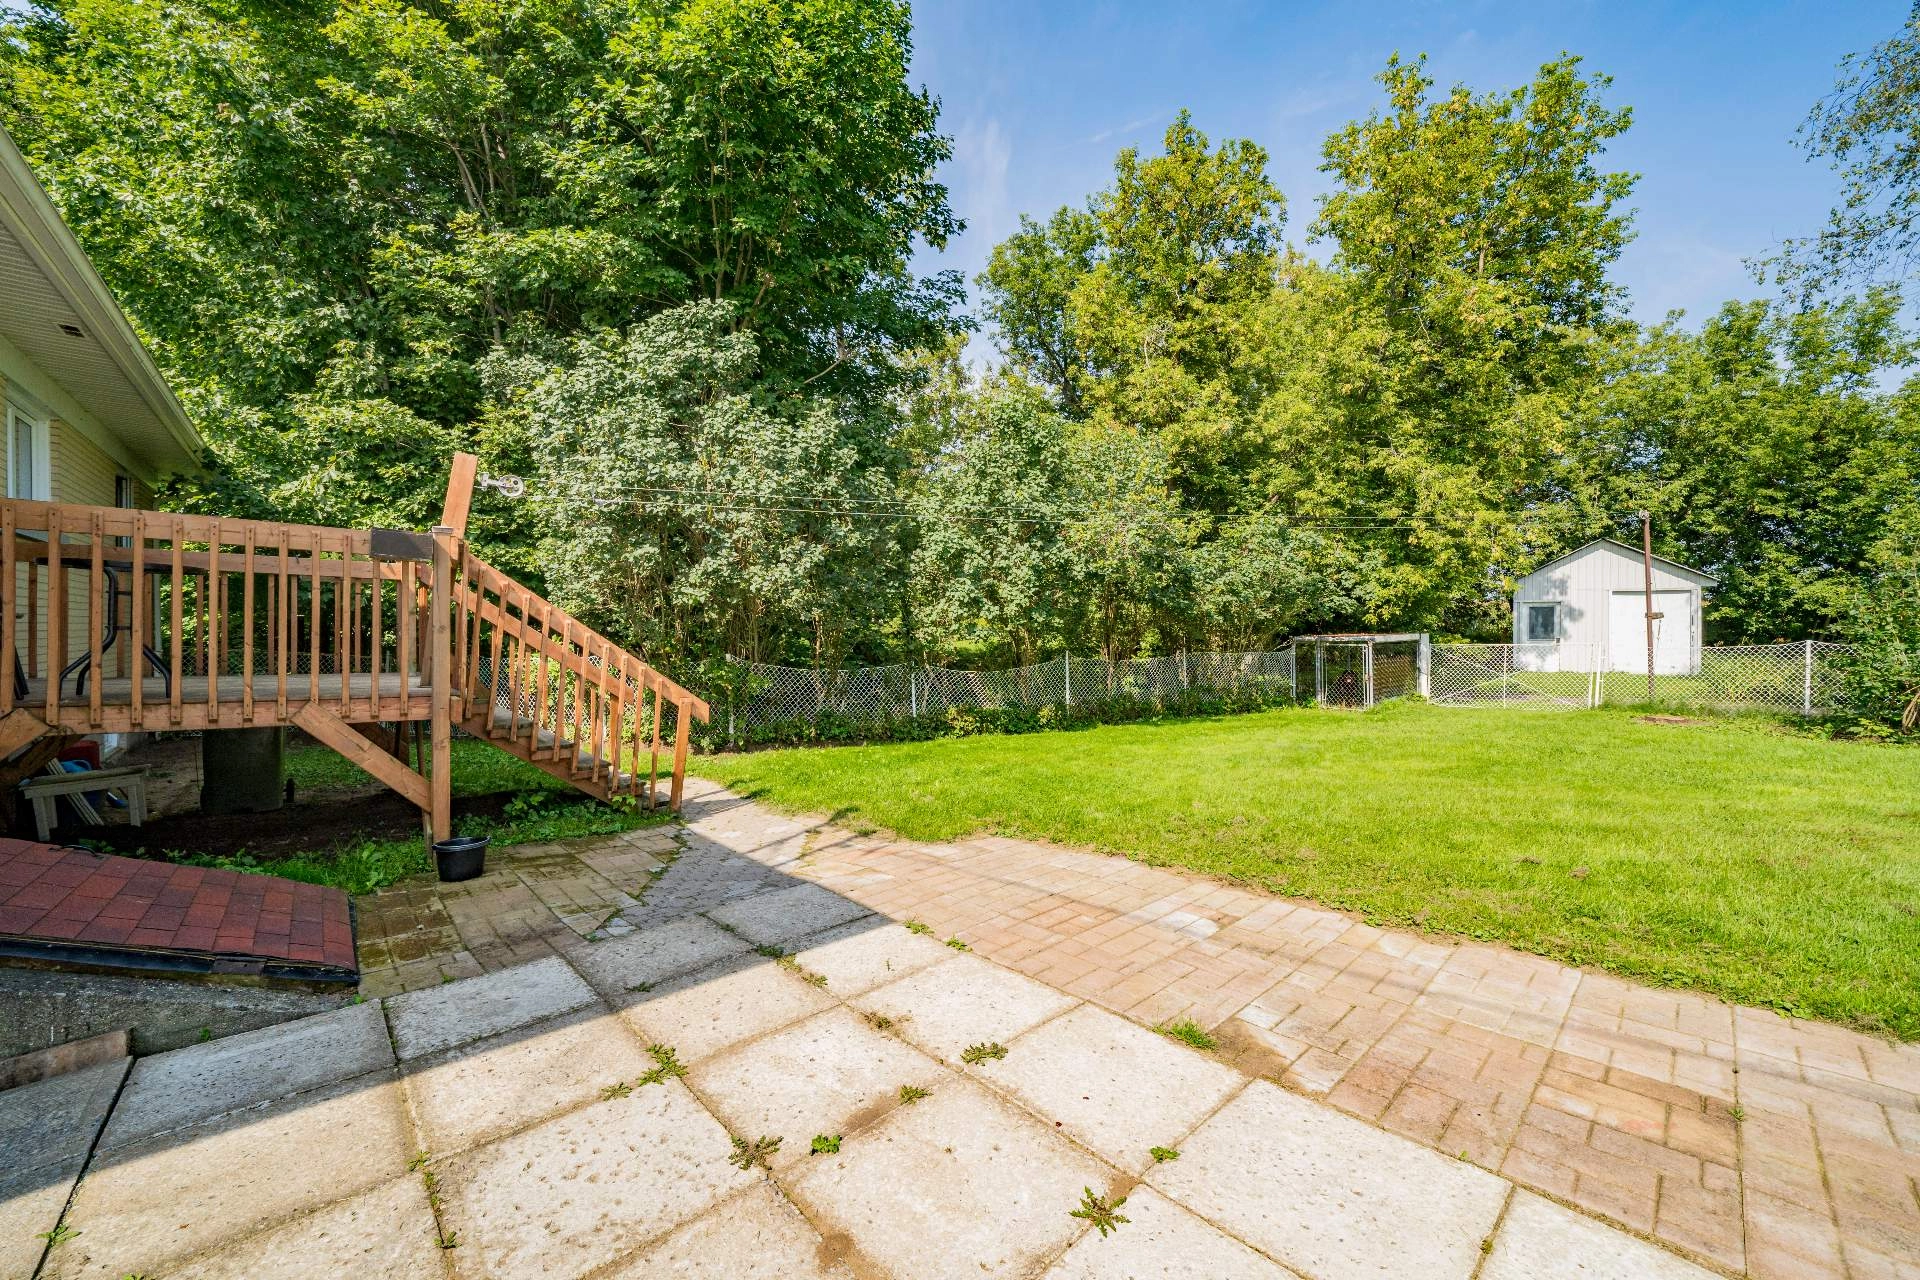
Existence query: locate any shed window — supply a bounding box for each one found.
[1525,603,1558,641]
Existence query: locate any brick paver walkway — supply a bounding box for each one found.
[349,779,1920,1278]
[0,837,354,974]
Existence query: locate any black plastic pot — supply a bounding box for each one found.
[432,835,490,883]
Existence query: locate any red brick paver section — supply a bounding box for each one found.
[0,837,354,973]
[684,783,1920,1280]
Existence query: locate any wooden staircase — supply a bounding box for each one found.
[452,551,708,811]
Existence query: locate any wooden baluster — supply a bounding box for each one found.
[504,589,524,744]
[531,606,551,757]
[169,524,184,726]
[207,539,221,719]
[193,565,206,683]
[594,640,615,783]
[308,538,321,705]
[86,514,104,724]
[1,504,15,717]
[372,562,387,719]
[242,528,256,723]
[275,530,289,722]
[338,541,351,715]
[346,563,359,716]
[670,697,690,811]
[46,507,63,724]
[130,512,146,724]
[26,559,37,684]
[397,560,414,722]
[647,686,662,808]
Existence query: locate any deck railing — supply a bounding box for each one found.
[456,550,709,810]
[2,498,438,733]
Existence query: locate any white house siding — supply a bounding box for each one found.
[1511,540,1713,674]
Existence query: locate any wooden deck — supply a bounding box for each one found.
[22,672,435,726]
[1,458,711,838]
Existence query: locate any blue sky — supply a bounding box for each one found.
[907,1,1900,335]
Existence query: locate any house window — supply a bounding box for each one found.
[1525,603,1559,642]
[6,401,49,500]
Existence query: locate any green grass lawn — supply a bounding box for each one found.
[692,702,1920,1038]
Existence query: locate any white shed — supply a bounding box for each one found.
[1511,538,1716,674]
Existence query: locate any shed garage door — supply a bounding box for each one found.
[1608,590,1693,674]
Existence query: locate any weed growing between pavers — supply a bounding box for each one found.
[944,937,969,951]
[601,1082,634,1100]
[1069,1188,1129,1237]
[898,1084,930,1104]
[904,920,933,935]
[639,1044,686,1086]
[628,981,654,992]
[412,1151,458,1250]
[36,1223,77,1247]
[1156,1020,1218,1052]
[758,945,830,988]
[728,1135,782,1171]
[811,1134,843,1155]
[1149,1146,1180,1163]
[961,1041,1008,1065]
[863,1011,899,1032]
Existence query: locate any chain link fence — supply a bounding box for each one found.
[1429,641,1855,714]
[711,637,1860,743]
[716,649,1301,742]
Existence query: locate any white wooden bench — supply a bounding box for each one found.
[19,765,149,841]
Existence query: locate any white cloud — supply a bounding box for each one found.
[1088,109,1169,145]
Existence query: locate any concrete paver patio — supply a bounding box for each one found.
[4,776,1915,1278]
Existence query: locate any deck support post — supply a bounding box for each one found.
[428,526,453,843]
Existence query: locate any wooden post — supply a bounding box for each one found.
[1639,511,1657,705]
[440,452,479,537]
[428,526,453,843]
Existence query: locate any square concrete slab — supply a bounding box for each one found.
[386,955,599,1060]
[566,915,754,1001]
[789,1078,1112,1280]
[621,954,835,1064]
[689,1008,944,1168]
[1481,1193,1720,1279]
[45,1069,412,1280]
[101,1002,392,1150]
[435,1080,753,1280]
[789,917,954,996]
[404,1005,654,1155]
[976,1003,1244,1172]
[705,882,877,946]
[163,1174,442,1280]
[603,1181,855,1278]
[1042,1185,1301,1280]
[852,954,1078,1064]
[0,1058,128,1280]
[1148,1080,1509,1280]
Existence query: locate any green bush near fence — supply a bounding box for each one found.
[698,685,1298,752]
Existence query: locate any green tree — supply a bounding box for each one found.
[517,303,901,670]
[1777,6,1920,292]
[1,0,960,544]
[1573,293,1920,641]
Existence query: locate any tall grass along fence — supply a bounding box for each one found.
[708,639,1860,747]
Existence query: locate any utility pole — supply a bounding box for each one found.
[1638,510,1658,704]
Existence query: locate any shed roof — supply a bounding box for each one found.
[1525,537,1718,586]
